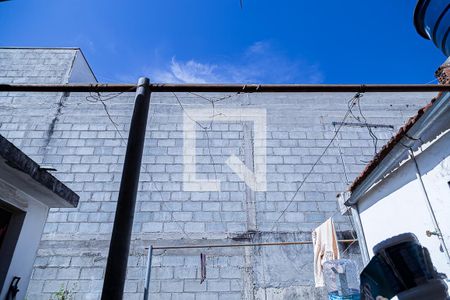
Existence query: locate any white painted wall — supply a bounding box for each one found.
[0,195,49,300]
[357,130,450,277]
[418,132,450,248]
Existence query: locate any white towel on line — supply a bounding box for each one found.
[312,218,340,287]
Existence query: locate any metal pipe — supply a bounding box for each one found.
[151,239,356,250]
[350,206,370,264]
[101,77,151,300]
[0,83,449,93]
[332,121,394,129]
[409,150,450,264]
[143,245,153,300]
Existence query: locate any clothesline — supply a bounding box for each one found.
[148,239,357,250]
[143,238,358,299]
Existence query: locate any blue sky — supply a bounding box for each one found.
[0,0,446,84]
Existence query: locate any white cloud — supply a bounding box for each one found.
[150,41,324,84]
[154,58,219,83]
[246,40,270,55]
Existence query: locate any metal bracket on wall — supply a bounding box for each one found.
[332,122,394,129]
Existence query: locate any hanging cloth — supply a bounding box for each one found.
[312,218,340,287]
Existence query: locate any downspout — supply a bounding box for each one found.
[409,149,450,264]
[350,206,370,264]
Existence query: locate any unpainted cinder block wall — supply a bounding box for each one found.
[0,48,437,300]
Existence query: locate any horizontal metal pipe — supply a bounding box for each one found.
[149,84,449,93]
[332,121,394,129]
[152,239,357,250]
[0,83,449,93]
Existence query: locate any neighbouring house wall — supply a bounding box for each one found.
[68,51,97,84]
[0,48,438,299]
[357,129,450,277]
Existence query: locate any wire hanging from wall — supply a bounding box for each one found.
[172,91,246,235]
[85,87,135,145]
[268,92,364,232]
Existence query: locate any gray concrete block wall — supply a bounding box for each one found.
[0,48,437,299]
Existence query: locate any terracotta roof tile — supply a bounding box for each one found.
[348,95,439,192]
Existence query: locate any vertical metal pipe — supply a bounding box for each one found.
[350,206,370,264]
[101,77,151,300]
[144,246,153,300]
[409,150,450,264]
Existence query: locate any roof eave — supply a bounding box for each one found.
[0,135,79,208]
[346,91,450,206]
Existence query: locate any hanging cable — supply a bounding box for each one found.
[172,91,246,235]
[85,87,135,145]
[151,182,191,240]
[356,97,379,155]
[268,93,364,232]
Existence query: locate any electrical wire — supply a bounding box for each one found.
[346,93,380,156]
[170,91,363,255]
[268,93,363,232]
[172,91,242,234]
[85,88,135,145]
[333,124,350,185]
[172,92,220,180]
[151,182,191,240]
[356,97,379,155]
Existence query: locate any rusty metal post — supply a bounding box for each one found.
[101,77,151,300]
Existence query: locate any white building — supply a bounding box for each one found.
[0,134,79,299]
[346,61,450,279]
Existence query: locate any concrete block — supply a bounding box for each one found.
[220,267,241,279]
[56,223,79,234]
[193,212,213,222]
[219,292,241,300]
[222,202,242,211]
[161,280,184,292]
[196,293,219,300]
[174,267,197,279]
[172,293,195,300]
[183,280,207,292]
[185,222,205,233]
[141,202,160,212]
[207,280,230,292]
[142,222,163,233]
[203,202,220,211]
[32,268,58,280]
[162,256,185,267]
[154,267,174,280]
[182,202,201,211]
[27,280,44,293]
[42,280,67,293]
[80,267,104,280]
[57,267,81,280]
